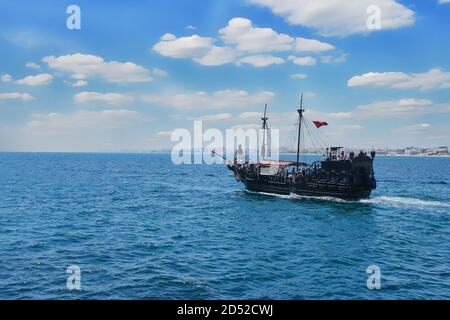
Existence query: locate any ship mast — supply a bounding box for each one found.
[296,94,305,170]
[261,104,268,160]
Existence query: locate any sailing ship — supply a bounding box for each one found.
[216,94,377,200]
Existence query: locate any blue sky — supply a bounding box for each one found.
[0,0,449,151]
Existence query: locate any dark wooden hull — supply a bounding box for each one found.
[242,178,372,200]
[243,178,291,195]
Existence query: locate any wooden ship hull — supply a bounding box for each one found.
[241,179,373,200]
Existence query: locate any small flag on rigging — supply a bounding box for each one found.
[313,121,329,129]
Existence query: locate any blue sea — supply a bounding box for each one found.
[0,152,449,300]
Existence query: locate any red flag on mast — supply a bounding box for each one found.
[313,121,328,129]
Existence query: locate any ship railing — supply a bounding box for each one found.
[268,173,288,184]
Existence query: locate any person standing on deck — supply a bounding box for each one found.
[236,144,244,164]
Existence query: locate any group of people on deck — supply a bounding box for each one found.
[234,144,348,165]
[323,149,347,161]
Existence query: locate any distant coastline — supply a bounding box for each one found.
[1,146,449,158]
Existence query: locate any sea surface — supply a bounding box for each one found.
[0,152,449,300]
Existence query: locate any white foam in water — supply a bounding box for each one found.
[360,196,450,208]
[247,191,354,203]
[289,194,350,203]
[245,190,292,200]
[246,190,450,208]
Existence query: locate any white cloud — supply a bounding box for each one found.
[321,53,347,64]
[43,53,153,83]
[325,112,353,120]
[237,55,284,67]
[288,55,317,66]
[219,17,293,53]
[15,73,53,86]
[354,98,436,118]
[153,34,214,59]
[303,98,450,122]
[194,46,237,66]
[1,74,12,82]
[303,91,316,99]
[249,0,415,36]
[438,0,450,4]
[72,80,87,87]
[142,89,275,110]
[153,34,237,66]
[27,110,141,132]
[26,62,40,69]
[74,92,134,105]
[189,113,233,121]
[160,33,177,41]
[294,37,335,52]
[1,110,147,152]
[291,73,307,80]
[0,92,34,102]
[153,17,339,68]
[186,25,197,30]
[238,112,263,120]
[393,123,432,135]
[341,124,365,130]
[152,67,169,77]
[348,68,450,90]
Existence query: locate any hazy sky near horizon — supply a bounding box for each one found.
[1,0,450,152]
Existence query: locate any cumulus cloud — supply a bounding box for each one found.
[152,17,339,68]
[341,124,365,130]
[237,54,284,67]
[290,73,307,80]
[153,34,236,66]
[15,73,53,86]
[194,46,237,66]
[43,53,153,83]
[303,99,449,122]
[249,0,415,36]
[188,113,233,121]
[0,92,34,102]
[152,67,169,77]
[238,112,263,120]
[25,62,40,69]
[72,80,87,87]
[142,89,275,110]
[74,92,134,105]
[219,17,293,53]
[294,37,335,52]
[153,34,214,59]
[393,123,431,134]
[1,74,12,82]
[354,99,437,118]
[348,68,450,90]
[321,53,348,64]
[1,110,146,152]
[288,55,317,66]
[27,110,141,132]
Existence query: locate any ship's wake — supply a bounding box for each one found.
[359,196,450,208]
[245,191,450,209]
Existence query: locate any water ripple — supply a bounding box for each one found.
[0,153,449,299]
